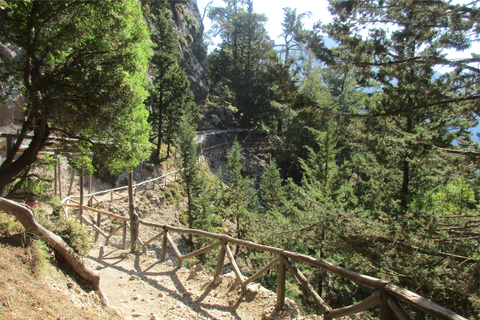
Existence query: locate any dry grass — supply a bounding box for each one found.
[0,234,120,320]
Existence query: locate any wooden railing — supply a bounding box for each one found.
[135,222,467,320]
[61,170,178,247]
[62,169,178,206]
[61,171,469,320]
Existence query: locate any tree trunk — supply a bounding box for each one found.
[0,197,110,306]
[152,106,164,163]
[0,124,50,196]
[400,114,412,209]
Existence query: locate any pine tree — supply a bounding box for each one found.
[176,117,224,246]
[221,141,257,252]
[208,0,275,126]
[259,158,285,211]
[0,1,151,195]
[278,8,311,65]
[143,0,196,162]
[176,116,199,233]
[319,0,480,213]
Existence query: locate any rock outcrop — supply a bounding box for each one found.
[0,42,24,132]
[169,0,209,102]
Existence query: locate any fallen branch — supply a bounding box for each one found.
[0,198,111,308]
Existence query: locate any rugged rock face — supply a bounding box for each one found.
[169,0,209,102]
[0,42,24,133]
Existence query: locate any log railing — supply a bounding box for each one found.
[61,170,469,320]
[62,169,179,208]
[135,221,467,320]
[61,170,178,247]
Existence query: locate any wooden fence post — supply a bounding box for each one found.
[380,291,395,320]
[88,173,92,207]
[58,160,62,200]
[79,167,84,225]
[128,172,138,253]
[214,240,227,284]
[68,169,75,197]
[122,221,127,250]
[94,210,101,242]
[277,255,286,310]
[54,160,58,196]
[6,137,13,158]
[161,229,168,261]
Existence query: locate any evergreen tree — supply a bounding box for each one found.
[176,116,224,245]
[280,2,480,313]
[318,0,480,213]
[208,0,276,126]
[0,1,151,195]
[176,116,199,234]
[221,141,257,253]
[143,0,196,162]
[278,8,311,65]
[259,158,285,211]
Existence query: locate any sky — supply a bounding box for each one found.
[196,0,332,47]
[196,0,479,61]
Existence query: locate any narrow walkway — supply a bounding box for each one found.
[85,245,305,320]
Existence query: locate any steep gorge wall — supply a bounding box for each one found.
[169,0,209,102]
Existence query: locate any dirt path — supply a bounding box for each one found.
[86,245,310,320]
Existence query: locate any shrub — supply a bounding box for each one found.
[28,239,50,276]
[33,205,92,257]
[0,212,24,236]
[53,217,91,257]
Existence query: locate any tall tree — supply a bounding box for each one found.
[176,116,199,234]
[142,0,196,162]
[278,7,311,64]
[259,158,285,211]
[208,0,275,126]
[0,0,151,196]
[311,0,480,213]
[220,141,256,253]
[283,1,480,314]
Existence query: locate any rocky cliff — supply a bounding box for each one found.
[169,0,209,102]
[0,42,23,133]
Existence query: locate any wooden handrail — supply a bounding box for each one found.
[64,204,128,221]
[61,170,178,203]
[138,221,388,290]
[60,169,469,320]
[136,220,467,320]
[385,283,467,320]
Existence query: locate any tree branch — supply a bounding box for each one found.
[0,198,112,307]
[304,95,480,118]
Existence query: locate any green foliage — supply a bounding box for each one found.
[413,177,477,215]
[0,212,24,236]
[176,115,201,231]
[35,208,91,257]
[201,0,480,316]
[28,239,50,276]
[54,218,91,257]
[318,0,480,214]
[143,0,198,162]
[163,182,182,204]
[278,7,311,65]
[259,159,285,211]
[6,153,58,201]
[207,0,277,127]
[0,0,152,194]
[220,141,257,243]
[176,114,225,247]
